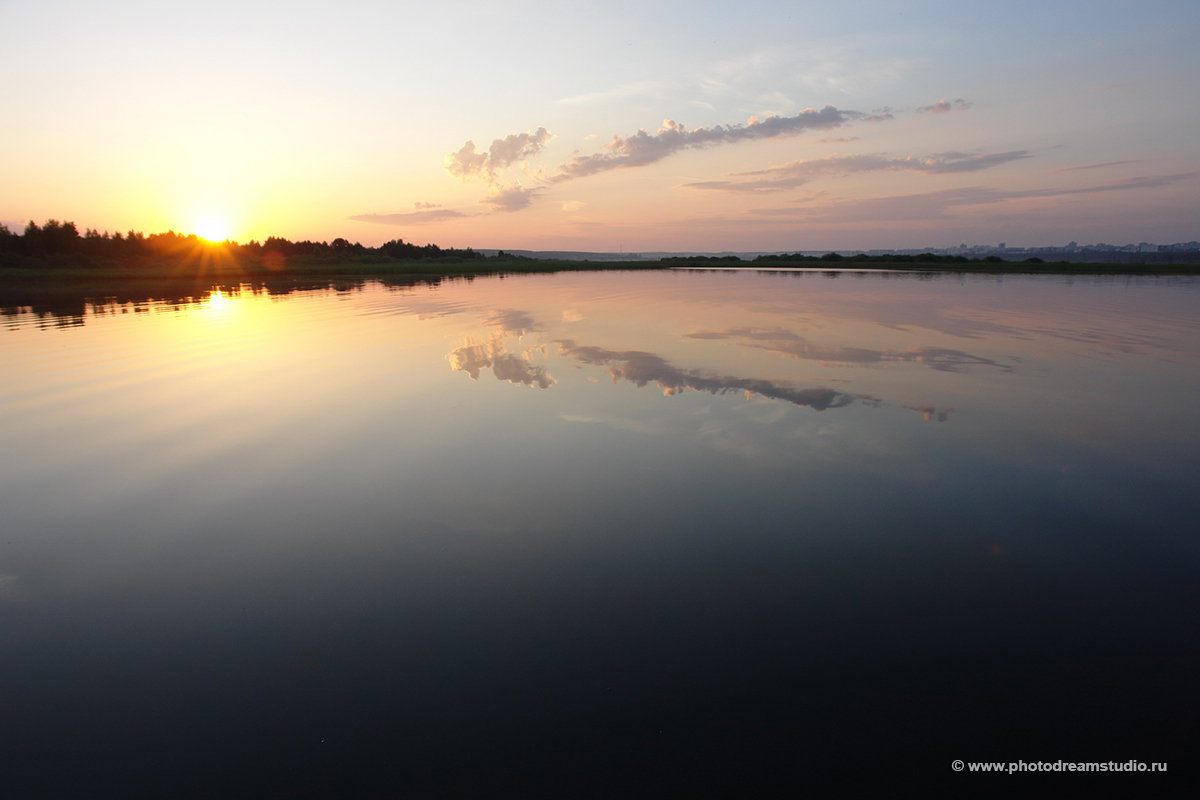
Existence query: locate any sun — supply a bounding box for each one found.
[194,216,231,243]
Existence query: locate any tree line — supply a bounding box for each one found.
[750,251,1044,264]
[0,219,484,267]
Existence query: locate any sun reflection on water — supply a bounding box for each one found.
[200,289,238,323]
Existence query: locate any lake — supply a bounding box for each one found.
[2,268,1196,795]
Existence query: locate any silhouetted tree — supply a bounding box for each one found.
[0,223,17,254]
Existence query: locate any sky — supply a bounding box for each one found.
[2,0,1197,252]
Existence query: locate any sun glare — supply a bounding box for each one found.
[195,216,230,243]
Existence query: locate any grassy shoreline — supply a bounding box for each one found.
[3,255,1198,321]
[6,223,1197,293]
[3,252,1198,282]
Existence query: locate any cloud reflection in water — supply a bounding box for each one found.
[558,340,861,411]
[444,304,960,417]
[443,297,971,420]
[480,308,542,337]
[686,327,1011,372]
[448,334,555,389]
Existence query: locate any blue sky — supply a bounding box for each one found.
[2,0,1196,250]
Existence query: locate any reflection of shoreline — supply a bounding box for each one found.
[0,275,460,331]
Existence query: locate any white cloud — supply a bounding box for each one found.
[552,106,862,181]
[746,173,1199,223]
[918,98,972,113]
[445,127,553,182]
[483,184,540,212]
[682,151,1033,193]
[350,209,471,225]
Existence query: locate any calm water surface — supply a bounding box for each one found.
[2,270,1197,795]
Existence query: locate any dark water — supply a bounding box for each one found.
[2,270,1196,795]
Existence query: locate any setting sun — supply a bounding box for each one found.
[194,216,230,243]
